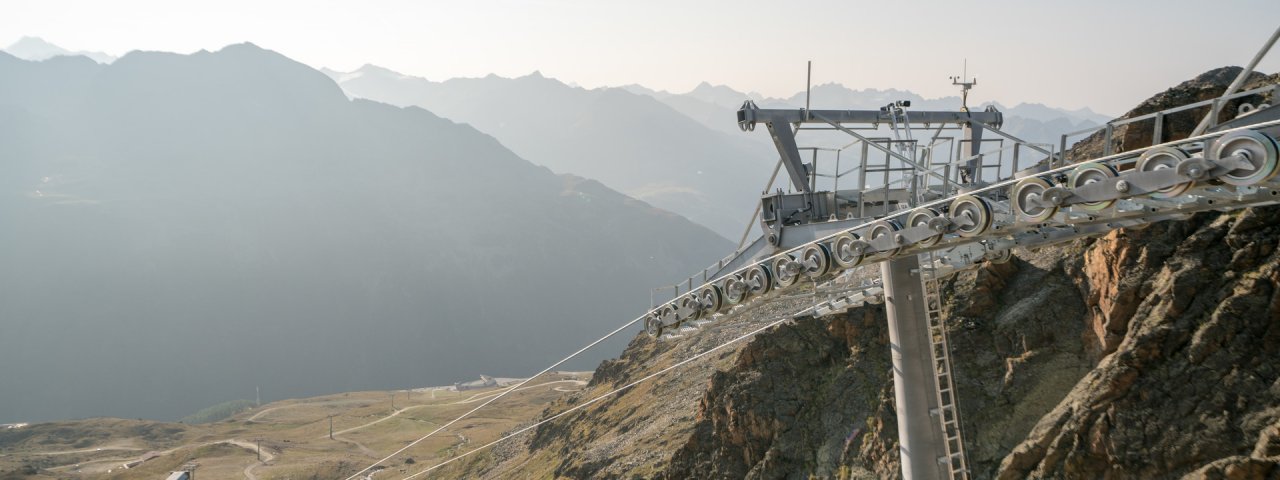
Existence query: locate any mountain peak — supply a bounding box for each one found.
[355,63,403,77]
[101,42,350,113]
[217,41,265,53]
[518,71,563,85]
[4,36,116,64]
[689,81,734,94]
[210,42,295,63]
[685,81,755,108]
[8,36,59,51]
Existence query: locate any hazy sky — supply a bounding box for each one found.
[5,0,1278,116]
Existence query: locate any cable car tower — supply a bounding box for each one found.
[643,43,1280,477]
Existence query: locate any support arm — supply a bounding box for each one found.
[764,119,814,193]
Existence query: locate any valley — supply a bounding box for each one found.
[0,373,590,479]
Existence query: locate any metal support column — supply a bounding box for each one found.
[881,255,945,480]
[959,123,984,184]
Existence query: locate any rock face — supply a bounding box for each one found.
[998,206,1280,479]
[447,68,1280,479]
[660,306,894,480]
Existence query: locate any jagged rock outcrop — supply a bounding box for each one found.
[997,205,1280,479]
[659,306,893,479]
[448,67,1280,479]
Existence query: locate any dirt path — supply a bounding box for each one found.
[247,398,371,422]
[34,379,588,476]
[23,440,143,456]
[333,434,379,458]
[323,380,585,439]
[226,439,275,480]
[43,438,271,478]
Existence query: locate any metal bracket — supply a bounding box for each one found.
[1208,152,1253,173]
[764,120,813,194]
[1032,153,1256,209]
[896,223,950,245]
[866,231,903,253]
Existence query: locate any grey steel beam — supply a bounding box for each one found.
[1191,25,1280,137]
[764,120,814,193]
[738,107,1003,128]
[882,255,945,480]
[969,120,1054,158]
[740,103,1002,193]
[958,123,983,184]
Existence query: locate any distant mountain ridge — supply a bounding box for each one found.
[3,36,116,64]
[4,37,1113,236]
[624,80,1112,148]
[324,65,778,239]
[0,43,730,423]
[625,80,1109,124]
[326,64,1115,237]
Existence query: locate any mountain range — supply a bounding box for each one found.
[2,38,1117,241]
[0,44,729,423]
[623,80,1111,147]
[322,65,777,240]
[3,36,116,64]
[327,65,1112,239]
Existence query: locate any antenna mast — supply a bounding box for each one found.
[949,60,977,111]
[805,60,812,112]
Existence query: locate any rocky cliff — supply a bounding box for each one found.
[444,68,1280,479]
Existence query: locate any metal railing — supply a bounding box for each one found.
[1054,84,1279,168]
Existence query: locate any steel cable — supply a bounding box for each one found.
[400,314,798,479]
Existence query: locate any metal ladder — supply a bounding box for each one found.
[921,251,969,480]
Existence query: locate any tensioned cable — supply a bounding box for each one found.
[342,315,645,480]
[400,314,798,479]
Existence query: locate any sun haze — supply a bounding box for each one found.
[5,0,1278,115]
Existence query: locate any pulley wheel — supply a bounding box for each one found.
[771,254,801,288]
[1212,130,1279,186]
[1011,177,1057,223]
[744,264,773,297]
[868,219,902,257]
[948,195,993,237]
[697,284,724,315]
[829,233,866,270]
[644,313,662,337]
[800,244,832,278]
[1068,162,1120,209]
[659,304,678,328]
[906,208,943,247]
[679,294,703,322]
[721,275,748,306]
[1136,147,1192,198]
